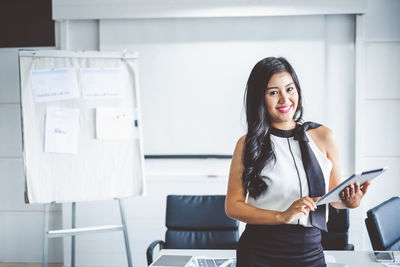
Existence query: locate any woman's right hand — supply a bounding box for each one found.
[280,196,319,224]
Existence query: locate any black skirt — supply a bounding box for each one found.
[237,224,326,267]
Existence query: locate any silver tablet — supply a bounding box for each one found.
[316,167,388,206]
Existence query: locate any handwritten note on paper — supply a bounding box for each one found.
[80,68,125,99]
[44,107,80,154]
[96,108,137,140]
[30,68,79,102]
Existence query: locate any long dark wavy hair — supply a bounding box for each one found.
[242,57,304,199]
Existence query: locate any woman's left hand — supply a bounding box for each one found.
[339,181,371,208]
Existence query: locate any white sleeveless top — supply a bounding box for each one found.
[247,130,332,227]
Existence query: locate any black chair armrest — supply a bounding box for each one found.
[146,240,165,266]
[344,243,354,251]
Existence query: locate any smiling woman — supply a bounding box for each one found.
[225,57,371,267]
[265,72,299,122]
[240,57,304,200]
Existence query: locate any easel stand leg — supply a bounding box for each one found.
[42,204,49,267]
[119,198,133,267]
[71,202,76,267]
[42,200,133,267]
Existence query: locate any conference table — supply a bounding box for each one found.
[151,249,400,267]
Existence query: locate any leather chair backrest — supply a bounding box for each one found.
[322,205,352,250]
[327,205,349,232]
[365,197,400,251]
[165,195,239,249]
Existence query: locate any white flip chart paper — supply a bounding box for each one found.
[96,107,137,140]
[44,107,80,154]
[30,68,79,102]
[80,68,124,99]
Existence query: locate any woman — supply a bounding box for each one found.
[225,57,370,267]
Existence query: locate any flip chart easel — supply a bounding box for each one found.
[18,50,145,267]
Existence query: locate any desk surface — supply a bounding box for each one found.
[155,249,400,267]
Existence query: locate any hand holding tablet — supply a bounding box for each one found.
[316,167,387,206]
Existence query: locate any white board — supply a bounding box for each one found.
[100,16,326,155]
[19,50,145,203]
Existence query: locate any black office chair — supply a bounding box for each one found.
[365,196,400,251]
[146,195,239,265]
[321,205,354,250]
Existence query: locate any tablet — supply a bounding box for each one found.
[316,167,387,206]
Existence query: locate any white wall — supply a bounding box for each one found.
[0,0,399,266]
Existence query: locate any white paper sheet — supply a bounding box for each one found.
[30,68,79,102]
[44,107,80,154]
[96,107,137,140]
[80,68,124,99]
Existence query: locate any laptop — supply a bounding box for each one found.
[151,255,193,267]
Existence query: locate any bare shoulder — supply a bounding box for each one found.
[238,135,246,145]
[307,125,336,154]
[308,125,334,141]
[234,135,246,155]
[230,135,246,168]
